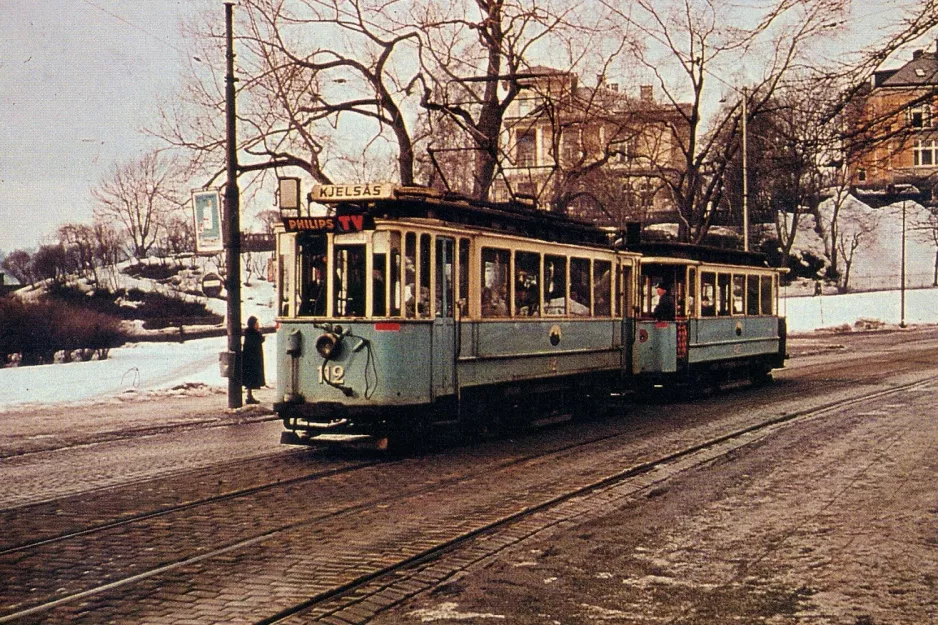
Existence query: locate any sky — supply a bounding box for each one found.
[0,0,210,254]
[0,278,934,409]
[0,1,935,257]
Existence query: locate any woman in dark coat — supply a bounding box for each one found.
[242,316,265,404]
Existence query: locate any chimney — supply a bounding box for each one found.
[640,85,653,103]
[913,49,924,60]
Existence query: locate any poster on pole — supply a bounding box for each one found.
[192,190,223,254]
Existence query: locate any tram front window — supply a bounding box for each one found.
[334,245,367,317]
[298,235,327,317]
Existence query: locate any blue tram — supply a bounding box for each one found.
[273,184,786,449]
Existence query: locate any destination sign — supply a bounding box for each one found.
[281,215,374,233]
[310,183,395,202]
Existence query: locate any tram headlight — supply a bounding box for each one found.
[315,332,341,359]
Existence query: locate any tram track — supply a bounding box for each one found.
[265,374,938,624]
[3,358,936,624]
[0,411,279,461]
[0,426,643,622]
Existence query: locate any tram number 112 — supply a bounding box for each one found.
[319,364,345,386]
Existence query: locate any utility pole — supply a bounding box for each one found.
[741,87,749,252]
[901,200,907,328]
[224,2,243,408]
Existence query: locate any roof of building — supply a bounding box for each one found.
[877,45,938,87]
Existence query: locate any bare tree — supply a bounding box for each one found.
[91,151,182,259]
[599,0,861,243]
[819,196,881,291]
[90,221,126,291]
[1,249,34,288]
[57,224,100,284]
[256,208,281,235]
[31,244,71,285]
[154,212,196,258]
[155,0,423,194]
[415,0,608,200]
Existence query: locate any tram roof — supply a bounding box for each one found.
[623,241,772,268]
[307,184,774,267]
[315,184,611,246]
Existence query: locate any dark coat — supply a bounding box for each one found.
[242,327,266,389]
[654,292,676,321]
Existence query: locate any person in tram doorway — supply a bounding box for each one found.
[653,282,675,321]
[242,316,265,404]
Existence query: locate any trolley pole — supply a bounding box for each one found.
[224,2,243,408]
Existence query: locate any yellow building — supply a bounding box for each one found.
[495,68,690,225]
[850,43,938,199]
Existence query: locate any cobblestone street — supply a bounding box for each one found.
[373,375,938,624]
[1,330,937,624]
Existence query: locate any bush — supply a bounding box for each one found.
[122,262,179,281]
[0,297,127,366]
[45,284,222,326]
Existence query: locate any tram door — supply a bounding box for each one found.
[619,261,635,375]
[432,237,456,399]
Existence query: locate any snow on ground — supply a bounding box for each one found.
[2,282,937,410]
[781,285,938,333]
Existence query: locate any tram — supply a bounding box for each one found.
[272,183,786,450]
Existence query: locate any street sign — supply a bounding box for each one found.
[202,272,224,298]
[192,190,223,253]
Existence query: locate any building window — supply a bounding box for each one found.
[611,138,637,164]
[517,97,534,116]
[908,104,933,129]
[857,168,867,182]
[913,139,938,167]
[561,130,581,165]
[516,130,536,167]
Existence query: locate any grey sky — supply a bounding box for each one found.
[0,0,207,253]
[0,1,933,256]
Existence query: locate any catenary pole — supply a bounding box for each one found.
[224,2,243,408]
[742,87,749,252]
[901,200,907,328]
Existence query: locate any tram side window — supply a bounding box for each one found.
[747,275,760,315]
[334,245,366,317]
[687,268,697,317]
[458,238,470,316]
[436,237,454,318]
[700,272,716,316]
[761,276,774,315]
[404,233,417,318]
[594,260,611,317]
[717,273,732,316]
[732,275,745,314]
[544,255,567,315]
[298,235,328,317]
[390,232,402,316]
[569,258,591,316]
[420,234,432,318]
[481,247,510,317]
[514,251,540,316]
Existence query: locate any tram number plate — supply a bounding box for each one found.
[319,365,345,385]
